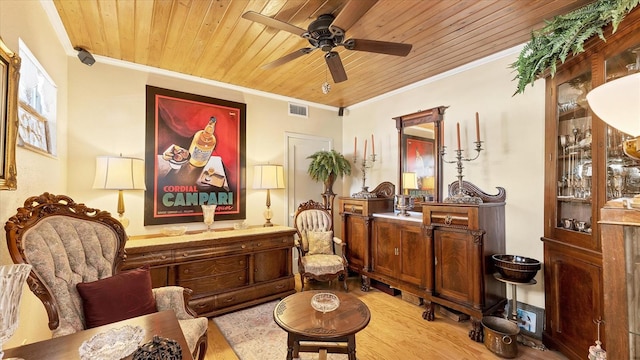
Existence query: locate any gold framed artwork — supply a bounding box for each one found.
[0,37,20,190]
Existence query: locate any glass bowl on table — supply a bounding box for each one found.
[310,292,340,313]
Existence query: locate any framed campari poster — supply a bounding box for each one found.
[144,85,246,225]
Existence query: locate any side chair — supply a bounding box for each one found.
[293,199,348,291]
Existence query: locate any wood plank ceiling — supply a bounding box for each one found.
[53,0,593,108]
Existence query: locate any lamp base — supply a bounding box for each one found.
[263,207,274,227]
[118,213,130,229]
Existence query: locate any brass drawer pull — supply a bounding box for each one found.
[445,215,452,225]
[241,244,247,249]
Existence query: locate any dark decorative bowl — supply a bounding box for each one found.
[492,254,541,283]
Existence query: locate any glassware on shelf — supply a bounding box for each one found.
[604,43,640,201]
[201,204,216,232]
[0,264,32,360]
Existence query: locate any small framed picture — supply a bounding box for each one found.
[507,301,544,339]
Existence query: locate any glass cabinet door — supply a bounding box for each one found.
[556,71,592,233]
[604,43,640,201]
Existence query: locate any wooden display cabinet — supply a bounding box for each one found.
[541,9,640,359]
[124,226,296,317]
[600,200,640,360]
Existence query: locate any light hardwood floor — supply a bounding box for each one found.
[205,275,568,360]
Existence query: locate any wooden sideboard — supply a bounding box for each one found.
[124,226,296,317]
[339,182,507,342]
[422,202,506,341]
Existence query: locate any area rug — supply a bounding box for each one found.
[213,301,347,360]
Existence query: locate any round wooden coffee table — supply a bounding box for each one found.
[273,290,371,360]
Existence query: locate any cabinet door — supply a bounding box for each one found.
[149,266,169,288]
[371,220,397,278]
[345,215,368,271]
[551,68,595,250]
[544,242,603,359]
[434,229,473,304]
[254,249,290,283]
[398,224,426,287]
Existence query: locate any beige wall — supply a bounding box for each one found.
[0,0,70,348]
[65,60,343,235]
[1,0,549,348]
[343,52,547,307]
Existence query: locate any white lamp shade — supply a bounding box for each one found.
[402,172,418,190]
[93,156,146,190]
[253,164,285,190]
[586,72,640,136]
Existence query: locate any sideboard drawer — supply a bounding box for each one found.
[176,242,251,261]
[178,255,247,280]
[341,200,365,215]
[179,270,248,294]
[252,235,294,250]
[124,249,174,267]
[424,206,477,228]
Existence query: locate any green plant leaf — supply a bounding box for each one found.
[512,0,640,95]
[306,150,352,183]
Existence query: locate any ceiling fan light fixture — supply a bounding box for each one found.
[322,82,331,94]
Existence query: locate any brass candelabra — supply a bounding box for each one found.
[351,153,377,198]
[440,141,484,204]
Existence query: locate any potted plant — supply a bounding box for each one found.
[307,149,352,194]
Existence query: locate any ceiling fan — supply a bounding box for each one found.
[242,0,412,83]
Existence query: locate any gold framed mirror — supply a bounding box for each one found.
[0,37,20,190]
[393,106,447,204]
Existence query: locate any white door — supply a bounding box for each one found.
[284,132,333,227]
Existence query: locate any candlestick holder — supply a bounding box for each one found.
[351,153,377,198]
[440,141,484,204]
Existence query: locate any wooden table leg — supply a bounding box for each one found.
[319,348,327,360]
[347,334,357,360]
[286,333,295,360]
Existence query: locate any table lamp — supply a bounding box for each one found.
[93,155,146,228]
[396,172,418,216]
[253,164,285,226]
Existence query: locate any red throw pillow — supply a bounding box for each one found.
[77,266,157,328]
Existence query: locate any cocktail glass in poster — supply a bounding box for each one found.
[144,85,246,225]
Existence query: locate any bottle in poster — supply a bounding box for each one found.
[188,117,217,167]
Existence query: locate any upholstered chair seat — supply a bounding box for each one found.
[293,199,348,291]
[4,193,208,360]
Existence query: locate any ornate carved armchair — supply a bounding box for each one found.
[4,193,208,360]
[293,199,348,291]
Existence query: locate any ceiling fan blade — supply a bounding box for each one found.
[262,48,315,70]
[344,39,412,56]
[242,11,307,37]
[325,51,348,83]
[330,0,379,35]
